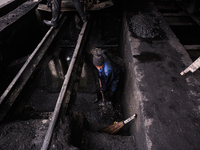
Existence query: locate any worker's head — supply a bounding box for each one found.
[93,54,104,70]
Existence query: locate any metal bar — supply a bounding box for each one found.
[37,0,114,12]
[0,26,54,105]
[0,12,66,106]
[58,44,118,48]
[41,21,88,150]
[0,13,69,123]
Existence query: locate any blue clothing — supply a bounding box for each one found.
[97,51,120,92]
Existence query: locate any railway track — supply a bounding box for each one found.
[0,2,128,149]
[41,17,90,150]
[0,10,91,149]
[0,12,70,122]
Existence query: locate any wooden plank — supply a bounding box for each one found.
[0,13,68,122]
[41,20,89,150]
[37,0,114,12]
[187,51,200,58]
[184,45,200,50]
[164,16,197,26]
[161,13,188,17]
[37,4,76,12]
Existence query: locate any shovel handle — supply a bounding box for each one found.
[99,79,105,103]
[123,114,137,124]
[99,78,102,89]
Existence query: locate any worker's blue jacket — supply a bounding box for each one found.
[98,51,120,92]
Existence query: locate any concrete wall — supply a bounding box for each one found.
[120,2,200,150]
[120,13,148,150]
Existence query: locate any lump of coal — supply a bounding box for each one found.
[127,12,164,39]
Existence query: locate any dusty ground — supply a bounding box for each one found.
[0,119,50,149]
[121,1,200,150]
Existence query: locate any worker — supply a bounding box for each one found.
[43,0,89,28]
[93,50,120,104]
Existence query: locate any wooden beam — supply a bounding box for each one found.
[37,0,114,12]
[161,13,188,17]
[184,45,200,50]
[37,4,76,12]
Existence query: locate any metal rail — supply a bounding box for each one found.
[41,21,88,150]
[0,13,67,122]
[0,26,53,105]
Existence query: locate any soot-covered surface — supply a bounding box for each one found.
[0,119,49,149]
[122,1,200,150]
[81,131,135,150]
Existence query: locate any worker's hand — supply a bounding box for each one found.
[100,87,103,93]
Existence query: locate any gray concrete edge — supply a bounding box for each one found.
[120,3,200,150]
[121,12,149,150]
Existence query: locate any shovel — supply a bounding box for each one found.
[98,79,111,106]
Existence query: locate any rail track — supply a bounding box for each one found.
[41,17,90,150]
[0,10,91,149]
[0,2,126,149]
[0,12,69,121]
